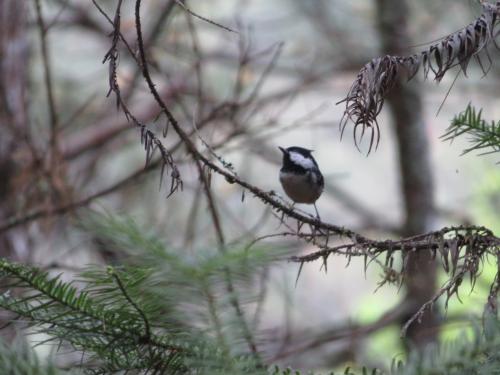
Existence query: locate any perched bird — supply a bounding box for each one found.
[278,146,324,218]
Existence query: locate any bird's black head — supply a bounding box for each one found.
[278,146,318,173]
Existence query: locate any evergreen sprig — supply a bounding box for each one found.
[442,104,500,157]
[0,260,187,374]
[390,319,500,375]
[0,214,286,374]
[0,338,61,375]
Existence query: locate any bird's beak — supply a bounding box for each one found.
[278,146,287,155]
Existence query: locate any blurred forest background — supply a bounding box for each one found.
[0,0,499,373]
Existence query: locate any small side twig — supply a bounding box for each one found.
[109,268,151,340]
[174,0,238,34]
[35,0,58,151]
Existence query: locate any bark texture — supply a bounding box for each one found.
[0,0,31,255]
[0,0,30,342]
[376,0,439,349]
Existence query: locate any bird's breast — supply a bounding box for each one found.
[279,171,323,204]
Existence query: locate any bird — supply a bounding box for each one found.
[278,146,324,219]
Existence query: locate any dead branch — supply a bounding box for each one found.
[338,1,500,152]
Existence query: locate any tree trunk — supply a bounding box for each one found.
[0,0,30,342]
[376,0,439,349]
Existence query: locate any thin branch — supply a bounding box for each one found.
[174,0,238,34]
[123,0,177,102]
[35,0,58,152]
[0,103,249,235]
[270,302,411,361]
[110,268,151,340]
[92,0,139,65]
[400,271,467,337]
[194,158,261,360]
[196,160,225,247]
[290,226,499,263]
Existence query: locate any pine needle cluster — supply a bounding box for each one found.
[442,104,500,157]
[0,214,280,374]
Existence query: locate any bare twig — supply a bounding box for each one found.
[271,301,411,361]
[195,155,261,360]
[174,0,238,34]
[35,0,58,151]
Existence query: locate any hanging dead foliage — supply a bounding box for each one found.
[339,1,500,153]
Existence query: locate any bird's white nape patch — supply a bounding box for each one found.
[289,151,315,169]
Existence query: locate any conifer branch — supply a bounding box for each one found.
[442,104,500,156]
[0,260,185,373]
[109,267,151,341]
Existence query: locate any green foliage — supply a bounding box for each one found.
[473,169,500,232]
[442,104,500,157]
[389,322,500,375]
[0,213,287,374]
[0,214,499,374]
[0,338,62,375]
[0,260,189,374]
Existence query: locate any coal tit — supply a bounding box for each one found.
[278,146,324,218]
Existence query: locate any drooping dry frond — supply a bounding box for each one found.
[339,1,500,152]
[97,0,183,197]
[290,225,500,336]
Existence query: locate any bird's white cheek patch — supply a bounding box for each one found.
[289,152,315,169]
